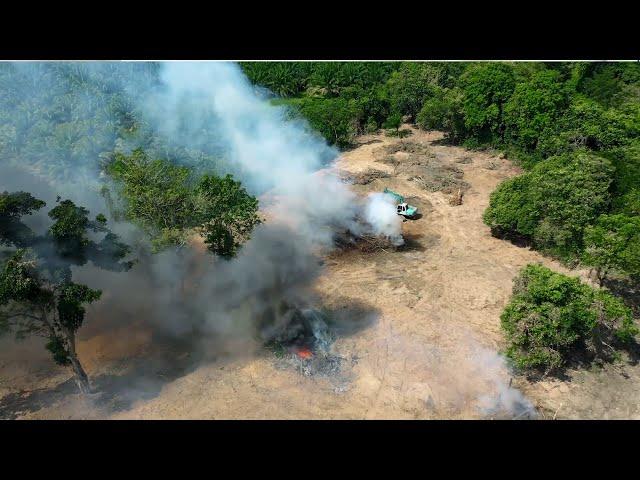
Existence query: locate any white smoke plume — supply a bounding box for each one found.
[139,62,402,248]
[0,61,399,346]
[0,62,535,419]
[364,192,405,246]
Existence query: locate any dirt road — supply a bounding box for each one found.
[2,127,639,419]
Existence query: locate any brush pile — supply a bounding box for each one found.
[265,306,354,383]
[332,230,399,253]
[375,141,469,195]
[382,141,434,156]
[348,168,391,185]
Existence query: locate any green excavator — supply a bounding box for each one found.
[383,188,418,218]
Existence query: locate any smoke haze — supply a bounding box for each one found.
[0,61,534,418]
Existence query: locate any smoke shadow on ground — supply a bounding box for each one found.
[0,299,381,419]
[0,339,206,419]
[397,232,440,253]
[0,380,78,420]
[89,346,207,414]
[320,298,380,338]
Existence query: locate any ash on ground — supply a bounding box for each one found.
[267,308,357,393]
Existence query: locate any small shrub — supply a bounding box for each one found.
[501,264,638,372]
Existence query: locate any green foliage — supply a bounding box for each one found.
[503,70,568,151]
[45,335,71,366]
[606,141,640,214]
[0,191,46,219]
[484,151,613,258]
[538,96,636,157]
[364,117,378,134]
[240,62,396,99]
[482,175,539,237]
[47,200,92,254]
[194,174,261,258]
[0,62,159,183]
[0,191,46,247]
[294,97,361,148]
[578,62,640,107]
[382,112,402,131]
[385,63,443,119]
[416,87,465,141]
[107,149,194,250]
[583,214,640,281]
[460,63,516,141]
[240,62,312,97]
[501,264,637,371]
[56,282,101,331]
[107,149,260,256]
[0,191,131,385]
[0,249,47,305]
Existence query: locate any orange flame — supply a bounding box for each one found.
[295,346,313,359]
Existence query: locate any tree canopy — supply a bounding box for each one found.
[105,149,260,256]
[0,191,132,393]
[502,264,637,372]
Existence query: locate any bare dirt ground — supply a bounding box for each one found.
[2,127,639,419]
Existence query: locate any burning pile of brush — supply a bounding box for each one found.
[332,229,399,253]
[261,304,350,379]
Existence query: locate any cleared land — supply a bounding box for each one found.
[1,127,638,419]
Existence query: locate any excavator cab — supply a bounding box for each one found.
[384,188,418,218]
[396,202,417,218]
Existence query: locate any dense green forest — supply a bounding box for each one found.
[241,61,640,372]
[241,61,640,276]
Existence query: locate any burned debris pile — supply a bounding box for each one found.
[264,306,353,382]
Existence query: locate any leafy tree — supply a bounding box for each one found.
[484,151,613,258]
[364,117,378,134]
[538,96,635,157]
[416,87,466,141]
[382,112,402,135]
[240,62,312,97]
[106,149,260,256]
[578,62,640,107]
[460,63,516,142]
[107,149,193,251]
[0,192,132,393]
[385,63,443,120]
[0,191,46,247]
[503,69,568,151]
[482,175,538,238]
[606,141,640,214]
[194,174,260,258]
[502,264,637,372]
[295,97,360,148]
[583,214,640,285]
